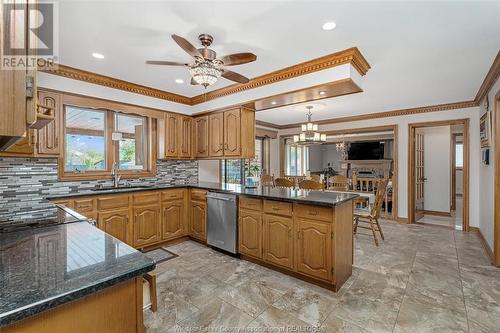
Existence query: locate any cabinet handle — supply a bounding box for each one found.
[125,217,129,224]
[297,231,301,239]
[308,210,318,216]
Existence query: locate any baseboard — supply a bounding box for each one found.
[395,217,408,224]
[423,210,452,217]
[469,227,494,265]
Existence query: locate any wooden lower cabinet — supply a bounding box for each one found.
[295,218,332,281]
[98,209,131,244]
[238,209,262,258]
[161,200,186,240]
[189,201,206,241]
[262,214,294,269]
[133,205,161,247]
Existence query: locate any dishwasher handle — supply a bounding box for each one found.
[207,196,235,202]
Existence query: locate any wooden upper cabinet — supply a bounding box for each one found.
[193,116,208,158]
[263,214,294,269]
[179,116,192,158]
[165,113,179,158]
[208,113,224,157]
[239,209,262,258]
[133,205,161,247]
[295,219,332,281]
[37,91,61,156]
[223,109,241,156]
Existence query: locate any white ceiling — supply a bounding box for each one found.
[58,1,499,124]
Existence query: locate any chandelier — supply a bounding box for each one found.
[293,106,327,145]
[189,61,222,88]
[336,141,349,160]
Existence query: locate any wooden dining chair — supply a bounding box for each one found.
[353,178,389,246]
[261,174,274,187]
[274,177,294,188]
[298,179,324,190]
[309,174,321,182]
[329,175,349,191]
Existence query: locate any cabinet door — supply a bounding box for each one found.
[208,113,224,157]
[165,113,179,158]
[0,130,36,156]
[98,209,131,244]
[133,205,161,247]
[189,201,206,241]
[239,209,262,258]
[295,219,331,281]
[37,91,61,155]
[194,116,208,157]
[263,214,293,269]
[162,200,186,240]
[223,109,241,156]
[179,116,192,158]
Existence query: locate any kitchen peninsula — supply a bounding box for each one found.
[49,182,358,291]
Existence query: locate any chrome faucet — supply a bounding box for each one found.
[111,162,121,188]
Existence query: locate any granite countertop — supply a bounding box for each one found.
[0,221,155,326]
[47,181,359,207]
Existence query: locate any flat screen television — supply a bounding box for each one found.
[348,141,384,160]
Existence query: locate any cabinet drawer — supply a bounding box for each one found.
[263,200,292,216]
[191,189,207,202]
[51,199,74,209]
[97,195,130,210]
[161,189,185,202]
[239,197,262,211]
[133,192,160,206]
[295,204,333,222]
[74,198,95,213]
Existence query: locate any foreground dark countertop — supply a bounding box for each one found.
[47,181,359,207]
[0,221,155,326]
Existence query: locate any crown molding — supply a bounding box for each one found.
[190,47,370,105]
[264,100,479,130]
[475,50,500,103]
[39,64,193,105]
[40,47,370,107]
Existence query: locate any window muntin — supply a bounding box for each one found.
[115,113,147,170]
[64,107,106,172]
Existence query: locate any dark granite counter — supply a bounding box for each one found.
[47,181,358,207]
[0,221,155,326]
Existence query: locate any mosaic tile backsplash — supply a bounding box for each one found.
[0,158,198,218]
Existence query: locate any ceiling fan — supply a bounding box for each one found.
[146,34,257,88]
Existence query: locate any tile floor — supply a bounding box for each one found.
[144,221,499,332]
[418,196,463,228]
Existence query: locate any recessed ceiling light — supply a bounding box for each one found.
[92,52,104,59]
[319,91,326,95]
[175,79,184,84]
[322,21,336,31]
[271,101,277,105]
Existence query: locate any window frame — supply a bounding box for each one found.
[60,104,156,181]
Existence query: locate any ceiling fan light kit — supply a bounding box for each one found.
[146,33,256,88]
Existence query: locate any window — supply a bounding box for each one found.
[63,105,153,179]
[115,113,147,170]
[285,139,309,176]
[220,138,267,184]
[455,143,463,168]
[64,107,106,172]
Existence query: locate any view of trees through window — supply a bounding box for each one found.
[221,139,264,184]
[116,113,147,170]
[64,107,106,172]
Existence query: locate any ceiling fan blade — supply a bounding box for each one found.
[222,70,250,84]
[145,60,189,66]
[217,52,256,66]
[171,34,203,58]
[190,78,199,85]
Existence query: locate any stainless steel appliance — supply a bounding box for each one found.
[206,192,237,254]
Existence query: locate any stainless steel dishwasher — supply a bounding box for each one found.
[206,191,237,254]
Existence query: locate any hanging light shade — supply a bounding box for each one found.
[189,62,222,88]
[293,106,327,145]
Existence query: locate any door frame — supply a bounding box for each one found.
[408,119,470,230]
[450,133,463,211]
[494,90,500,266]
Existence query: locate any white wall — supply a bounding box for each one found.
[268,137,280,177]
[277,106,481,226]
[478,76,499,249]
[198,160,220,183]
[421,126,451,213]
[456,169,463,195]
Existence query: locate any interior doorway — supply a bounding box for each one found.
[408,119,469,230]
